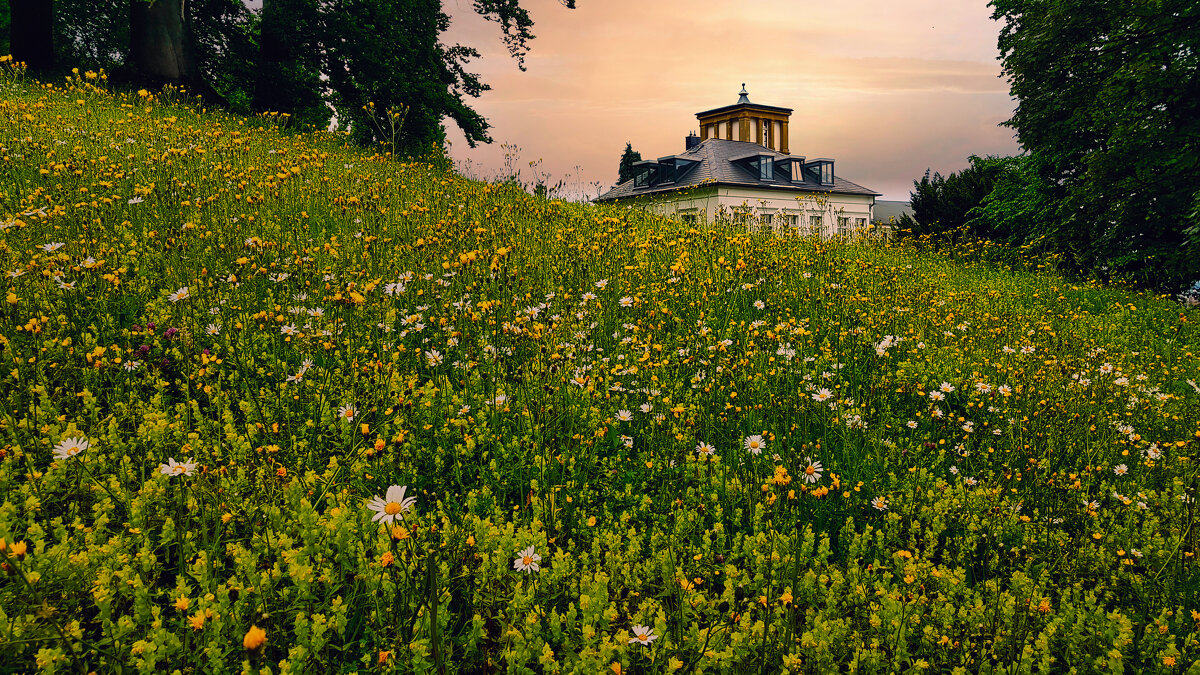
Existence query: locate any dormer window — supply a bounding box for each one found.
[657,155,700,184]
[632,160,661,188]
[731,152,778,182]
[630,157,698,189]
[803,159,835,185]
[774,156,805,183]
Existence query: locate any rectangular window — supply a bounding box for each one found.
[838,216,851,233]
[681,213,697,224]
[809,215,823,229]
[855,217,866,229]
[759,158,772,180]
[787,214,799,229]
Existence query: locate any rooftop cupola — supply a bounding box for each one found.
[696,84,792,154]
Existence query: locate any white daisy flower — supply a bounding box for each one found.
[159,457,198,477]
[628,624,658,646]
[744,435,766,455]
[513,545,541,573]
[366,485,417,525]
[801,457,823,484]
[53,437,89,461]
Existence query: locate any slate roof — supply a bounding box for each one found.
[595,138,880,203]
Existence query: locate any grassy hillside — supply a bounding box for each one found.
[1,64,1199,673]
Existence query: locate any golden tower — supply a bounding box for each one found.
[695,84,792,154]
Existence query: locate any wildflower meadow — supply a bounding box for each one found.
[1,63,1199,673]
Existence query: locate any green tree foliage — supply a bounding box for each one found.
[10,0,574,156]
[617,142,642,185]
[53,0,126,73]
[324,0,491,154]
[966,155,1052,247]
[895,155,1009,239]
[272,0,574,151]
[255,0,326,129]
[39,0,254,112]
[990,0,1200,287]
[0,1,12,56]
[191,0,259,114]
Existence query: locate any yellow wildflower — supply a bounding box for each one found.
[243,624,267,650]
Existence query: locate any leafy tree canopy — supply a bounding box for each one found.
[617,142,642,185]
[990,0,1200,287]
[0,2,10,56]
[895,155,1009,239]
[11,0,577,157]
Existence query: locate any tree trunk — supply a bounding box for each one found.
[10,0,54,71]
[130,0,191,83]
[254,0,285,111]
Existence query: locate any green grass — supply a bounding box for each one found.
[1,62,1199,674]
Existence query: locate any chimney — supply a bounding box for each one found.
[685,131,700,151]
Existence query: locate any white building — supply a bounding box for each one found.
[596,86,880,236]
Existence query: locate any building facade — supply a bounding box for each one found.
[596,86,880,237]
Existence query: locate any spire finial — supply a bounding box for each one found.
[737,83,750,104]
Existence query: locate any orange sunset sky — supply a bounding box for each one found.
[440,0,1022,201]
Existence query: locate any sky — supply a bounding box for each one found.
[439,0,1022,201]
